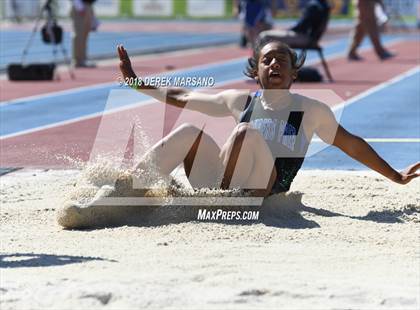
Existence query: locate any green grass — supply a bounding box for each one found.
[225,0,233,16]
[119,0,132,17]
[173,0,186,17]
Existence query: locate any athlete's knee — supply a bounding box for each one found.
[160,123,201,146]
[233,122,262,142]
[174,123,203,138]
[234,122,253,135]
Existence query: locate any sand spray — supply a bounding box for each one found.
[56,123,305,229]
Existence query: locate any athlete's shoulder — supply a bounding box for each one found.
[219,89,253,110]
[292,93,329,112]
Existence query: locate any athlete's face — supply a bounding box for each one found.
[256,42,297,89]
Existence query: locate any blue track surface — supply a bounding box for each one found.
[0,30,237,70]
[303,71,420,170]
[1,32,419,170]
[0,36,405,136]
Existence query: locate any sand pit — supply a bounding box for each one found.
[1,168,419,309]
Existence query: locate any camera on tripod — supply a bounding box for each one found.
[7,0,74,81]
[41,21,63,45]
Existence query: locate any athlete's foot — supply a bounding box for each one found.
[347,52,363,61]
[379,50,396,61]
[57,202,86,229]
[114,174,150,197]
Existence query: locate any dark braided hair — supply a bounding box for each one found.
[244,36,306,79]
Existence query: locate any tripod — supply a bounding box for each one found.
[21,0,75,79]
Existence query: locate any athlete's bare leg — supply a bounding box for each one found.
[134,123,223,188]
[220,123,276,196]
[130,123,276,196]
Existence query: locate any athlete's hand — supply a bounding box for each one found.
[117,44,137,81]
[393,162,420,184]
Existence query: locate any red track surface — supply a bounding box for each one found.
[1,41,418,168]
[0,46,250,102]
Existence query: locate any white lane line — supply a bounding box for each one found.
[197,38,406,88]
[0,36,360,106]
[0,44,240,80]
[0,54,247,106]
[1,55,416,141]
[0,98,157,140]
[312,138,420,143]
[331,65,420,112]
[0,38,411,140]
[89,197,264,206]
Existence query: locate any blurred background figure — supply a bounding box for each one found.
[348,0,395,61]
[234,0,277,48]
[374,1,389,32]
[71,0,98,68]
[10,0,22,23]
[417,0,420,28]
[258,0,330,47]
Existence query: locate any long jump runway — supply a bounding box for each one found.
[0,30,237,71]
[0,19,350,71]
[0,36,419,171]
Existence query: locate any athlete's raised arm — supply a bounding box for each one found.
[312,101,420,185]
[117,45,245,118]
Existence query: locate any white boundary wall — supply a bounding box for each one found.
[1,0,41,19]
[56,0,119,18]
[186,0,225,17]
[133,0,173,17]
[1,0,417,20]
[383,0,418,15]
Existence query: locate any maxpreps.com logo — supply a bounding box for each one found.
[197,209,260,221]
